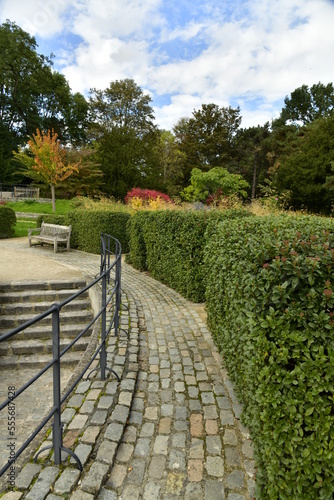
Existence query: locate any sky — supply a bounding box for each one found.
[1,0,334,131]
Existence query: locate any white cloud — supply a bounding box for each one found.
[160,20,205,43]
[149,0,334,127]
[63,37,152,94]
[154,94,204,130]
[1,0,334,129]
[70,0,163,41]
[0,0,68,37]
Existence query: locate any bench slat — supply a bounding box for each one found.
[28,223,71,253]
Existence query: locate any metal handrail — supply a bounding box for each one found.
[0,233,122,478]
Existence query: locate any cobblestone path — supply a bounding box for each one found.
[0,240,255,499]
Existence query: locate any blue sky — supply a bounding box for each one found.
[1,0,334,130]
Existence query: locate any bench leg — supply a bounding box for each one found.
[54,240,58,253]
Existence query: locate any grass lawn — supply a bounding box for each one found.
[6,199,74,215]
[14,220,37,238]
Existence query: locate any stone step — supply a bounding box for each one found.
[0,350,86,370]
[0,288,90,304]
[0,323,93,340]
[0,279,88,293]
[0,298,91,315]
[0,309,94,329]
[0,278,96,370]
[0,336,89,356]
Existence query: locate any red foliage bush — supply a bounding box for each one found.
[124,188,172,204]
[205,189,223,205]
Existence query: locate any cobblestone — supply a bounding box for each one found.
[25,466,59,500]
[96,440,117,465]
[104,422,124,442]
[14,464,42,490]
[53,467,80,494]
[0,241,254,498]
[81,461,109,494]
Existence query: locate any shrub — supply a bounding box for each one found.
[125,211,149,269]
[204,214,334,499]
[0,206,16,238]
[124,188,172,205]
[36,210,130,254]
[72,196,131,213]
[67,210,130,254]
[36,214,68,227]
[128,209,250,302]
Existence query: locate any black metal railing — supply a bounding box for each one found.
[0,233,122,477]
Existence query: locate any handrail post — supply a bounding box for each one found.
[52,307,62,465]
[100,271,107,380]
[107,235,111,282]
[100,233,106,275]
[115,240,121,337]
[0,236,124,478]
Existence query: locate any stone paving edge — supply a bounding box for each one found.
[1,284,140,499]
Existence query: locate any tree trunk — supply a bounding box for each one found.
[51,185,56,212]
[251,152,258,199]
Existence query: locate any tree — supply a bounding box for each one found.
[63,92,89,146]
[89,79,160,199]
[0,20,48,180]
[323,162,334,191]
[0,20,89,183]
[280,82,334,125]
[89,78,155,134]
[28,129,79,212]
[181,167,249,204]
[152,130,186,197]
[234,124,271,199]
[274,115,334,213]
[59,148,104,197]
[173,104,241,186]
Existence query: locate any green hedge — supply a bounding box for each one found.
[0,206,16,238]
[67,210,131,254]
[37,211,130,254]
[128,209,250,302]
[125,211,149,270]
[36,214,68,227]
[204,214,334,499]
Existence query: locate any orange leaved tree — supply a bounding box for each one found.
[28,129,79,212]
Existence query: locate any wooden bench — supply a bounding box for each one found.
[28,223,72,253]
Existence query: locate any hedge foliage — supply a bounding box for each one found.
[204,214,334,499]
[0,206,16,238]
[66,210,131,254]
[37,211,130,254]
[127,209,250,302]
[36,214,67,227]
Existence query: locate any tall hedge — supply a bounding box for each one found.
[67,210,131,254]
[0,206,16,238]
[128,209,250,302]
[37,211,130,254]
[36,214,67,227]
[204,214,334,499]
[125,211,149,270]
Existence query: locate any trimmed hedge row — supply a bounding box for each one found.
[127,209,250,302]
[204,215,334,499]
[67,211,130,254]
[38,210,131,254]
[0,206,16,238]
[36,214,67,226]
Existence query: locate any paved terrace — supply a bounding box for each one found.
[0,238,255,499]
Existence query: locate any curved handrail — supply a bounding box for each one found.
[0,233,122,478]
